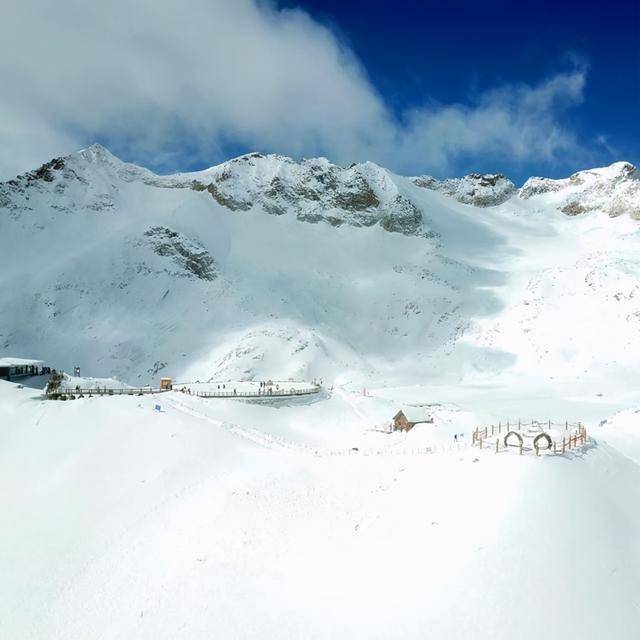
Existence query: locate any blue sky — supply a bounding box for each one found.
[1,0,638,183]
[278,0,639,181]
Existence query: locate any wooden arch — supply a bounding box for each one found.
[533,432,553,450]
[504,431,523,447]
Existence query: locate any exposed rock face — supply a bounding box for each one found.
[379,196,426,236]
[518,177,562,199]
[413,173,516,207]
[519,161,640,218]
[191,181,253,211]
[188,153,433,237]
[0,145,439,243]
[561,201,589,216]
[143,226,217,281]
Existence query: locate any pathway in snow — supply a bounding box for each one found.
[165,393,473,459]
[169,392,595,462]
[164,395,316,454]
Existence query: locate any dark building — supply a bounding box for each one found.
[0,358,46,381]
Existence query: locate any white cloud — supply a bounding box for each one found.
[0,0,588,180]
[395,67,587,175]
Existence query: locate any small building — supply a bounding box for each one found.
[160,377,173,390]
[391,406,432,432]
[0,357,46,381]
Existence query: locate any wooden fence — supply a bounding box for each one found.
[472,420,588,455]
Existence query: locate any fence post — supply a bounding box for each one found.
[518,419,521,431]
[519,442,523,455]
[479,438,483,449]
[565,420,568,431]
[495,439,499,453]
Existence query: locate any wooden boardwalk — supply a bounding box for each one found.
[47,384,321,400]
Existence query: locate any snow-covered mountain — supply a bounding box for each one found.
[3,146,640,640]
[1,144,639,389]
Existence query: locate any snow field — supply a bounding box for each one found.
[2,381,640,639]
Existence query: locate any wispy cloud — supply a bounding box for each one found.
[0,0,592,180]
[393,66,588,175]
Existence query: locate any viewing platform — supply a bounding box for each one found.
[174,380,322,399]
[45,375,322,401]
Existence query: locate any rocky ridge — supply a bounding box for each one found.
[187,153,433,237]
[413,172,516,207]
[2,145,638,225]
[519,161,640,218]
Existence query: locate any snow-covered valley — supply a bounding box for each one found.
[1,146,640,638]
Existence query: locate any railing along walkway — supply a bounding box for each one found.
[190,386,320,399]
[47,387,169,399]
[47,385,321,400]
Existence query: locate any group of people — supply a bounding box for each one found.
[212,381,285,396]
[177,379,316,397]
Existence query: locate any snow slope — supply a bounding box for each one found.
[1,144,638,399]
[1,381,639,640]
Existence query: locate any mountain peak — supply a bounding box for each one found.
[75,143,124,167]
[519,160,639,217]
[567,160,637,184]
[609,160,636,175]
